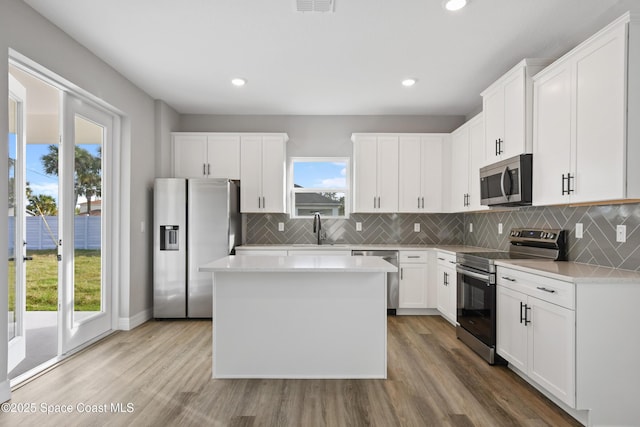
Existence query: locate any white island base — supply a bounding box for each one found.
[201,255,395,379]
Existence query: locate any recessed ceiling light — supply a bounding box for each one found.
[443,0,467,11]
[231,78,246,87]
[402,78,417,87]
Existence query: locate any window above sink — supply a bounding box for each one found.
[289,157,350,219]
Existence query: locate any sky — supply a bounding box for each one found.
[9,133,101,204]
[293,160,347,189]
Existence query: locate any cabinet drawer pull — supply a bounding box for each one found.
[437,257,445,261]
[501,276,516,282]
[448,260,456,265]
[536,286,556,293]
[408,256,420,259]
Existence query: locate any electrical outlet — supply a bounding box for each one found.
[469,223,473,233]
[616,225,626,243]
[414,223,420,232]
[356,222,362,232]
[575,223,583,239]
[498,223,503,234]
[278,222,285,232]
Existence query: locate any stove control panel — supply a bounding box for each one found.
[509,228,564,243]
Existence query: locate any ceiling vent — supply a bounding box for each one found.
[296,0,334,13]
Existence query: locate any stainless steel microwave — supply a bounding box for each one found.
[480,154,532,207]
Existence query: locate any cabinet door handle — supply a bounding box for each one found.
[418,197,421,209]
[444,272,448,286]
[524,304,531,325]
[495,139,499,156]
[498,138,504,155]
[374,196,377,209]
[567,173,574,194]
[421,197,424,209]
[400,267,404,280]
[258,197,261,209]
[536,286,556,293]
[262,197,266,208]
[202,163,206,176]
[501,276,516,282]
[520,301,525,324]
[378,196,381,209]
[207,163,211,175]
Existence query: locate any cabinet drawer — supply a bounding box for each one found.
[436,252,456,267]
[497,267,574,309]
[400,251,428,263]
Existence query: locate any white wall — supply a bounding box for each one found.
[155,100,180,178]
[0,1,157,399]
[179,114,465,158]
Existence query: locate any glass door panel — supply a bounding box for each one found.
[59,93,112,354]
[73,116,103,320]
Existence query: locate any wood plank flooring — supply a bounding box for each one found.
[2,316,581,426]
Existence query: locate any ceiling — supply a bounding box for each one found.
[22,0,634,116]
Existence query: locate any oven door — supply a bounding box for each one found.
[456,266,496,347]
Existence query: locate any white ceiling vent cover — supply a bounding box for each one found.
[296,0,334,13]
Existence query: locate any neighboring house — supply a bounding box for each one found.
[294,185,342,216]
[77,199,101,216]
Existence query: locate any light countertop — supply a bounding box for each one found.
[201,255,398,273]
[236,244,491,254]
[495,259,640,284]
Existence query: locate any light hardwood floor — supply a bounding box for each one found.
[2,316,581,426]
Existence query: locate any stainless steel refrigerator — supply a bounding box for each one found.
[153,178,241,318]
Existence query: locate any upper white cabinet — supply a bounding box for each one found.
[481,59,552,164]
[398,134,446,212]
[172,133,240,179]
[448,114,488,212]
[352,134,399,213]
[533,14,640,205]
[240,134,288,213]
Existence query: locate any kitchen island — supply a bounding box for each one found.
[200,255,396,379]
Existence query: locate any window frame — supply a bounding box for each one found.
[288,157,350,219]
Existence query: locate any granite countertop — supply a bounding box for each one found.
[200,255,398,273]
[495,259,640,284]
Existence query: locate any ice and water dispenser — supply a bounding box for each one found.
[159,225,179,251]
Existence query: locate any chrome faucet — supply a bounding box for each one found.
[313,212,323,245]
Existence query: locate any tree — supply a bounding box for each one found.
[41,145,101,214]
[27,192,58,216]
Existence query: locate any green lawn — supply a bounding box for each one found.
[7,249,101,311]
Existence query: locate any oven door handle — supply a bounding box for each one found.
[456,265,492,283]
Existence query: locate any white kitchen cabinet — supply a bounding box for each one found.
[240,134,288,213]
[482,59,551,164]
[398,135,446,212]
[448,114,487,212]
[533,15,640,205]
[436,252,457,324]
[172,133,240,179]
[496,268,575,407]
[399,251,429,309]
[351,134,399,213]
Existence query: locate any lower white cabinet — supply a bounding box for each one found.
[496,268,575,407]
[399,251,429,309]
[436,252,457,324]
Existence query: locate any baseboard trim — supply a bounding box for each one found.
[118,308,152,331]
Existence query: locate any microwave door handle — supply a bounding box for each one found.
[500,166,513,199]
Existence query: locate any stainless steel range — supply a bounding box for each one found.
[455,228,567,364]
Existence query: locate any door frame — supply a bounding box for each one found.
[7,73,27,372]
[7,52,122,376]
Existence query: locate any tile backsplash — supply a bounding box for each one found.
[244,213,464,246]
[464,203,640,271]
[244,203,640,271]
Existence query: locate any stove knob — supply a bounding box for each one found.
[548,233,555,239]
[541,232,548,239]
